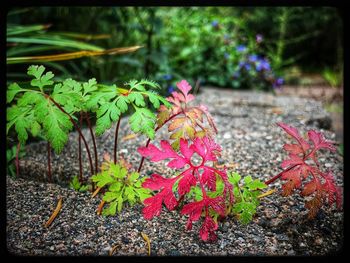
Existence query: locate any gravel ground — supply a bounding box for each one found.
[7,87,344,256]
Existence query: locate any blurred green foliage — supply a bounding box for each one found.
[7,7,343,92]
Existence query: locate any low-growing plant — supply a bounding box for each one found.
[69,175,90,192]
[6,65,170,186]
[91,155,151,216]
[265,122,342,219]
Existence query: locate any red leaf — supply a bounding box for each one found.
[199,215,218,241]
[181,195,224,239]
[321,171,342,209]
[277,122,310,153]
[283,144,304,155]
[301,179,317,196]
[178,169,197,196]
[138,140,187,169]
[201,168,216,191]
[142,174,178,219]
[281,154,304,169]
[281,169,302,189]
[179,138,194,160]
[308,130,336,152]
[308,130,336,164]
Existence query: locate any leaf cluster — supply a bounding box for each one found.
[91,160,151,215]
[229,173,266,224]
[88,79,170,139]
[156,80,217,150]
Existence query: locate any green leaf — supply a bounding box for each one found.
[243,175,253,185]
[129,172,139,182]
[231,172,241,184]
[79,185,90,192]
[103,200,118,216]
[27,65,54,89]
[7,83,23,103]
[137,188,151,201]
[83,78,98,95]
[116,96,129,112]
[109,181,122,192]
[117,195,123,212]
[69,175,81,191]
[7,104,36,144]
[129,107,156,139]
[51,81,82,114]
[128,92,145,107]
[34,99,73,154]
[247,179,267,190]
[103,191,120,202]
[95,101,120,136]
[125,186,136,205]
[30,121,41,137]
[91,171,115,188]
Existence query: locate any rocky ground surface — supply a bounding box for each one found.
[7,87,344,256]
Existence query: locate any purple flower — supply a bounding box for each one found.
[211,20,219,27]
[232,71,240,78]
[163,74,172,80]
[239,61,245,68]
[167,85,175,94]
[256,58,270,71]
[256,34,263,43]
[276,77,284,86]
[255,61,262,71]
[248,54,258,62]
[244,63,251,71]
[236,45,247,52]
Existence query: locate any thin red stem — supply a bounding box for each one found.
[47,142,52,183]
[78,112,83,183]
[264,145,317,185]
[114,116,122,164]
[264,164,297,185]
[46,95,94,179]
[85,112,98,174]
[15,142,20,177]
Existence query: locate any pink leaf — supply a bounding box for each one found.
[176,80,194,103]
